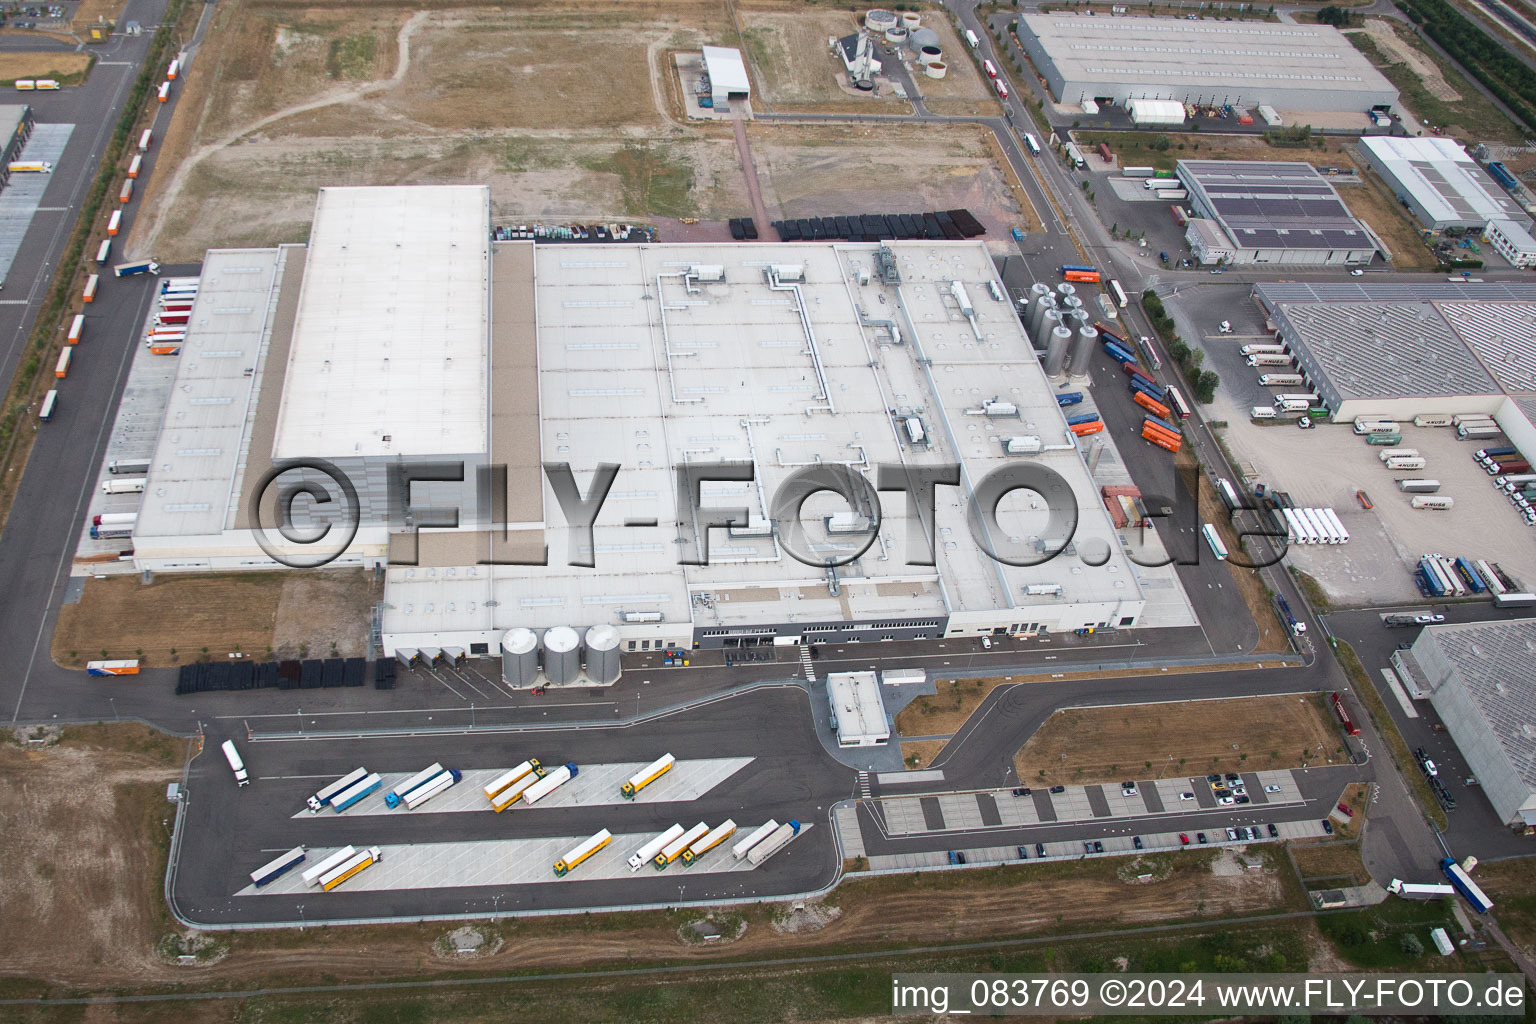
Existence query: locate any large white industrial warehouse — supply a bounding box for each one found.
[1356,137,1531,233]
[1251,281,1536,449]
[110,186,1197,681]
[1012,14,1398,113]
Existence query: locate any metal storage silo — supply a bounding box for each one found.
[1068,325,1098,377]
[1055,282,1076,300]
[500,628,539,689]
[542,626,580,686]
[584,625,622,685]
[1029,282,1052,301]
[901,11,921,28]
[1031,306,1061,352]
[924,60,947,79]
[1027,296,1054,344]
[1044,325,1072,377]
[865,8,899,32]
[1059,294,1084,317]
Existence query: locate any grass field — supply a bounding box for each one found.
[1290,839,1372,886]
[1473,857,1536,959]
[51,568,379,666]
[1011,693,1346,786]
[0,51,92,86]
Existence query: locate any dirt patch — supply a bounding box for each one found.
[1359,18,1459,101]
[0,51,92,85]
[738,9,869,107]
[1290,841,1371,886]
[0,724,183,987]
[51,569,379,667]
[771,899,841,934]
[1012,693,1346,786]
[898,738,948,768]
[70,0,126,33]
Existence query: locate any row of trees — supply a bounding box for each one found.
[1396,0,1536,133]
[1141,291,1221,404]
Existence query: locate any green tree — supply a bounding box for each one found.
[1194,369,1220,403]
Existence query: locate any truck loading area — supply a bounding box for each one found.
[293,757,754,819]
[236,824,813,896]
[877,769,1305,835]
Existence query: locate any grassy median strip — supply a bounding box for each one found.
[0,0,189,529]
[1334,640,1448,831]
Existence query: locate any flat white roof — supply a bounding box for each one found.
[828,671,890,744]
[702,46,751,94]
[271,186,489,459]
[1359,136,1527,227]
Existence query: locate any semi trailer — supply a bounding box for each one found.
[621,754,675,799]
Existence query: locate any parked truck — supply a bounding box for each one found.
[489,764,548,812]
[383,763,444,808]
[301,846,357,887]
[309,768,368,812]
[319,846,382,891]
[330,772,383,812]
[86,659,140,675]
[401,769,462,810]
[621,754,675,799]
[220,740,249,786]
[113,260,160,278]
[554,829,613,877]
[1276,595,1306,635]
[681,819,737,866]
[746,819,803,866]
[732,820,781,861]
[629,824,686,871]
[484,759,542,802]
[1398,479,1441,493]
[654,822,710,869]
[250,846,306,887]
[522,762,578,806]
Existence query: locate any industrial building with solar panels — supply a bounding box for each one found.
[101,185,1206,690]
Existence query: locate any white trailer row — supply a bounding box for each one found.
[1277,506,1349,545]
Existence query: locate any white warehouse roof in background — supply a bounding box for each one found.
[272,185,490,459]
[701,45,751,94]
[1358,136,1527,229]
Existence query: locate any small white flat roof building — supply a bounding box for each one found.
[272,185,490,459]
[701,46,751,107]
[827,671,890,746]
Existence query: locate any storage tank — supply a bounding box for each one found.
[1044,325,1072,377]
[500,628,539,689]
[1032,307,1062,352]
[909,26,940,51]
[1056,282,1076,299]
[886,25,907,43]
[865,8,899,32]
[542,626,580,686]
[583,625,622,685]
[1028,281,1052,302]
[1059,294,1084,315]
[1027,295,1055,342]
[1068,325,1098,377]
[925,60,947,79]
[901,11,921,28]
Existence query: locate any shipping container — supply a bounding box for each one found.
[1458,424,1500,440]
[1155,189,1188,201]
[330,772,383,811]
[54,347,70,378]
[1133,390,1172,419]
[127,153,141,179]
[38,389,57,422]
[1070,420,1103,437]
[1412,496,1454,510]
[1378,447,1420,462]
[1452,414,1494,428]
[1250,406,1276,420]
[1414,413,1453,427]
[1366,432,1403,446]
[522,762,578,806]
[1385,456,1426,471]
[383,763,445,808]
[1398,479,1441,493]
[1246,353,1293,367]
[311,769,369,811]
[301,846,357,886]
[732,820,781,860]
[1354,418,1400,435]
[1258,373,1304,387]
[250,846,306,887]
[1063,270,1100,283]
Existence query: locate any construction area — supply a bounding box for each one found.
[131,4,1023,261]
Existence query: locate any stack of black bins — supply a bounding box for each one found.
[174,657,377,694]
[727,218,759,240]
[374,659,396,690]
[771,209,985,242]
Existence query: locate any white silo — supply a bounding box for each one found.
[584,625,622,685]
[886,24,907,43]
[1043,325,1073,377]
[1031,306,1062,352]
[542,626,580,686]
[1026,295,1054,340]
[501,628,539,689]
[1068,324,1099,377]
[1056,282,1077,300]
[901,12,921,28]
[865,8,899,32]
[925,60,947,79]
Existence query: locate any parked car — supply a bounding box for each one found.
[1226,827,1238,841]
[1264,784,1282,793]
[1225,773,1241,782]
[1322,819,1334,834]
[1180,792,1195,801]
[1018,846,1029,860]
[1206,774,1222,783]
[1197,832,1209,844]
[1035,843,1046,857]
[1084,841,1095,854]
[1012,787,1030,796]
[1350,268,1365,276]
[1235,795,1251,804]
[1218,320,1232,333]
[1218,796,1235,805]
[1267,823,1279,838]
[1093,841,1104,853]
[1050,785,1066,794]
[1133,836,1143,849]
[1336,803,1354,817]
[1121,782,1138,796]
[948,850,966,864]
[1414,614,1446,624]
[1179,833,1190,845]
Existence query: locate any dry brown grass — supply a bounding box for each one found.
[899,738,947,768]
[70,0,126,32]
[51,569,379,667]
[0,724,183,988]
[1338,168,1440,272]
[0,51,92,84]
[737,9,868,107]
[1290,840,1371,886]
[1012,693,1346,786]
[1190,461,1291,655]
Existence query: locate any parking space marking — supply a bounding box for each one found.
[297,757,753,819]
[882,797,929,835]
[994,792,1041,827]
[936,793,984,830]
[0,124,74,283]
[236,823,813,896]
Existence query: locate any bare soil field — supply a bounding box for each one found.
[1012,693,1346,786]
[1289,839,1371,886]
[898,737,947,768]
[738,9,871,107]
[51,569,379,666]
[0,725,183,988]
[0,51,92,85]
[750,122,1023,230]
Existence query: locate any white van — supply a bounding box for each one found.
[1250,406,1277,420]
[221,740,250,786]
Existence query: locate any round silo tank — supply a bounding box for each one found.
[1068,325,1099,377]
[1044,325,1073,377]
[500,628,539,689]
[925,60,947,79]
[1029,282,1052,301]
[865,8,899,32]
[1056,282,1077,300]
[918,45,943,65]
[1060,294,1084,315]
[1032,306,1062,352]
[886,24,907,43]
[542,626,580,686]
[583,625,622,685]
[901,11,921,28]
[1026,294,1054,339]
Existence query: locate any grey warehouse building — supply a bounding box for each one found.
[1403,620,1536,828]
[1013,14,1398,112]
[1178,161,1384,266]
[1357,137,1531,233]
[1251,281,1536,453]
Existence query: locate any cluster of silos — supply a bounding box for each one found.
[499,625,624,688]
[1023,282,1098,383]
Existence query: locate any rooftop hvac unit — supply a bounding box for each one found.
[1024,583,1063,596]
[621,610,664,623]
[1004,436,1043,455]
[949,280,974,316]
[983,400,1019,418]
[827,513,874,534]
[689,264,726,282]
[770,264,805,282]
